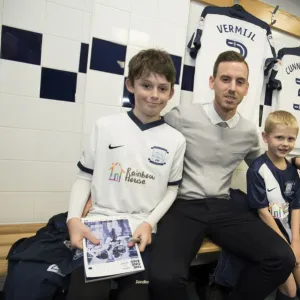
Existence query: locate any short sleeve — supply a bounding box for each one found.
[77,123,98,175]
[168,136,186,186]
[246,167,268,209]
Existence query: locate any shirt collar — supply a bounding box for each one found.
[202,101,240,129]
[127,110,165,131]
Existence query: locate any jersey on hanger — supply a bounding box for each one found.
[188,5,275,125]
[265,47,300,154]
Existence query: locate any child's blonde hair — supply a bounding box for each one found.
[264,110,299,134]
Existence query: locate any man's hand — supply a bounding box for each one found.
[67,218,100,250]
[128,222,152,252]
[292,239,300,264]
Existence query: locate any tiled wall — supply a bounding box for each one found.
[82,0,190,137]
[0,0,190,224]
[1,0,298,223]
[0,0,93,224]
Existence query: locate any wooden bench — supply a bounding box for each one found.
[0,223,220,277]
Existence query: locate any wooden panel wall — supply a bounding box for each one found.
[193,0,300,38]
[193,0,234,6]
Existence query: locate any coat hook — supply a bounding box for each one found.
[271,5,279,25]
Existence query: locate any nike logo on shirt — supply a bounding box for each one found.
[109,144,124,149]
[267,187,277,192]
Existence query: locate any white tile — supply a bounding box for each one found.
[0,60,41,97]
[95,0,131,12]
[130,0,158,19]
[76,73,87,103]
[161,85,181,115]
[83,103,121,134]
[85,71,124,106]
[48,0,93,12]
[154,21,186,57]
[3,0,46,33]
[41,35,81,72]
[0,128,81,162]
[81,134,90,153]
[0,128,38,161]
[124,45,144,77]
[180,90,193,105]
[38,100,83,133]
[129,14,155,48]
[158,0,189,27]
[82,12,92,43]
[0,94,39,129]
[0,193,34,223]
[272,28,300,49]
[0,160,77,192]
[93,4,130,45]
[45,2,85,41]
[34,192,70,222]
[172,84,181,106]
[37,130,81,162]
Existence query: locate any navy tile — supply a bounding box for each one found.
[181,65,195,92]
[90,38,126,75]
[1,25,42,65]
[170,54,182,85]
[122,78,134,108]
[40,68,77,102]
[79,43,89,73]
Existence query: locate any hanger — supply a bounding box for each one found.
[271,5,279,25]
[232,4,246,12]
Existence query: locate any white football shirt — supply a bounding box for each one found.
[78,111,186,231]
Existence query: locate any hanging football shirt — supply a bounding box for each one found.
[188,4,275,125]
[265,47,300,154]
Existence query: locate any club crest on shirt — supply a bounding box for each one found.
[148,146,169,166]
[284,181,295,196]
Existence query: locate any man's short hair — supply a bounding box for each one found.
[213,51,249,78]
[264,110,299,134]
[128,49,176,87]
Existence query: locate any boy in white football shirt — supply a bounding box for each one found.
[66,49,186,300]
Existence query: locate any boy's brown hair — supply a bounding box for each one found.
[264,110,299,134]
[213,50,249,78]
[128,49,176,87]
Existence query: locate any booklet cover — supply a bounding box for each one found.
[81,216,145,282]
